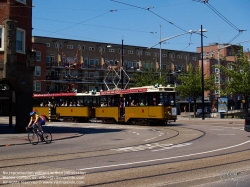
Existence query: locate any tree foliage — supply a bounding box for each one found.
[130,63,169,87]
[216,48,250,111]
[176,64,216,116]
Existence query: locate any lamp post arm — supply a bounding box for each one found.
[148,30,196,49]
[160,30,196,43]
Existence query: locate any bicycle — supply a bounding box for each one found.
[27,125,52,145]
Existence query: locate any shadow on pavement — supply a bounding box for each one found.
[0,123,124,135]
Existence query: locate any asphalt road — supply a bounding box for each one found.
[0,118,250,187]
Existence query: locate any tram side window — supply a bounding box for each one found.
[138,93,147,106]
[100,96,107,107]
[147,94,157,106]
[76,98,83,106]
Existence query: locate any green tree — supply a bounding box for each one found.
[176,64,216,117]
[130,62,169,87]
[216,49,250,112]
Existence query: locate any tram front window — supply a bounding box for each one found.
[159,93,175,106]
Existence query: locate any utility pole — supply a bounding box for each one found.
[121,39,124,89]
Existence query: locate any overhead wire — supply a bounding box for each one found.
[182,34,194,51]
[45,11,115,37]
[192,0,246,44]
[205,2,240,31]
[110,0,188,33]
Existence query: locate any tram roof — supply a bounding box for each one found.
[33,92,100,98]
[100,85,176,96]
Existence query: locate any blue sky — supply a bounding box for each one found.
[32,0,250,53]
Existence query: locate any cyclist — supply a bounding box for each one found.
[26,111,45,134]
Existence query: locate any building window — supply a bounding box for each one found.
[192,56,196,61]
[89,47,95,51]
[89,72,95,79]
[215,68,220,74]
[35,51,41,61]
[51,55,55,63]
[84,72,88,78]
[128,61,133,68]
[145,52,151,56]
[0,26,4,51]
[46,43,50,47]
[62,70,66,78]
[95,72,99,79]
[109,49,115,52]
[227,65,233,70]
[177,65,182,71]
[46,56,50,63]
[60,43,63,49]
[128,50,133,54]
[95,58,99,66]
[215,76,220,83]
[34,66,41,76]
[16,0,26,4]
[89,59,95,66]
[82,45,85,51]
[78,45,81,50]
[177,55,182,59]
[16,28,25,53]
[33,81,41,91]
[162,54,167,57]
[55,43,59,48]
[67,45,73,49]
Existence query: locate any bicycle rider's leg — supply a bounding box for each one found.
[36,122,44,134]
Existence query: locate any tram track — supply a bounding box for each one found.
[1,149,250,186]
[0,126,204,169]
[82,149,250,187]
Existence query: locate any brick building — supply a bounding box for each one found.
[197,43,245,110]
[0,0,35,132]
[32,36,200,94]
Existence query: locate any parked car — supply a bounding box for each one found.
[244,112,250,132]
[196,107,211,117]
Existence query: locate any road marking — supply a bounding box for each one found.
[152,143,192,152]
[144,130,164,141]
[132,131,140,135]
[79,140,250,171]
[144,137,158,141]
[111,143,173,152]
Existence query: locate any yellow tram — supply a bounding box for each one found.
[95,85,177,125]
[32,92,100,122]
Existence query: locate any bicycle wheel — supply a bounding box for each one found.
[42,130,52,144]
[28,132,39,145]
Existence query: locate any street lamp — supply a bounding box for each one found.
[200,25,208,120]
[148,28,197,77]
